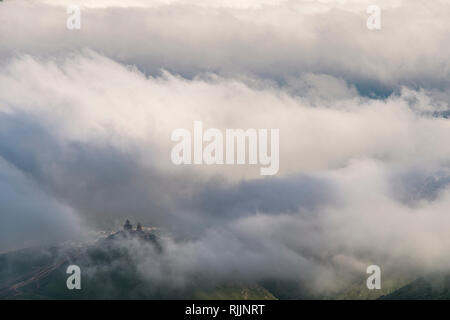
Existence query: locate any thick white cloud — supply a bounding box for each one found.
[1,0,450,295]
[1,0,449,96]
[1,52,449,177]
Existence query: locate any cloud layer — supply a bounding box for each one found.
[1,0,450,295]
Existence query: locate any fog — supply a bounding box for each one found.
[0,0,449,295]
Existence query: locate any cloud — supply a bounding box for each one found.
[1,0,450,97]
[0,156,84,253]
[1,52,449,177]
[1,0,450,296]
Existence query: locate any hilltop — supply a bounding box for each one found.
[0,220,275,300]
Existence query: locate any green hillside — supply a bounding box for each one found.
[0,235,276,300]
[380,274,450,300]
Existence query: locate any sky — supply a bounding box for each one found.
[1,0,450,295]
